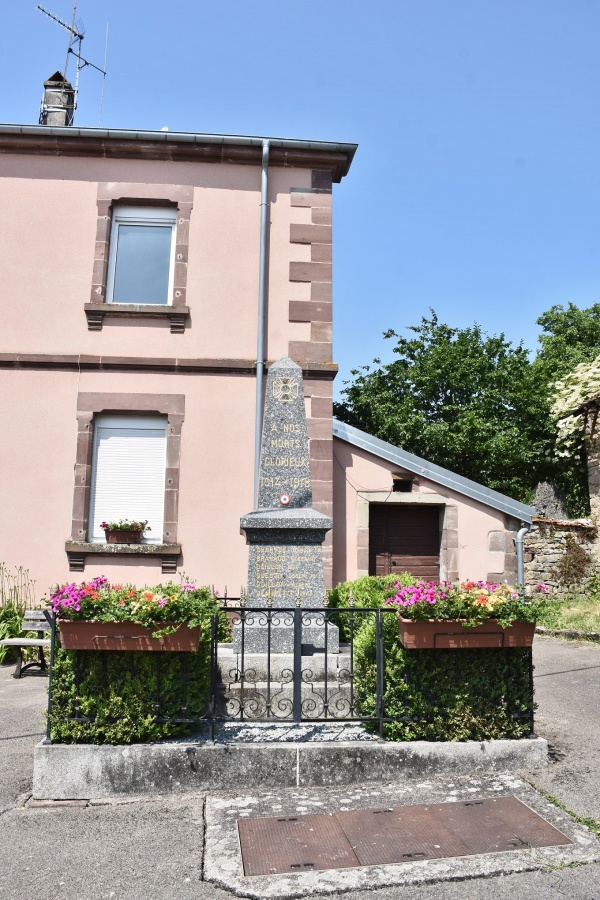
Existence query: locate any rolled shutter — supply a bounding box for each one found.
[89,415,167,543]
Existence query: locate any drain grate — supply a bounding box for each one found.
[238,796,573,876]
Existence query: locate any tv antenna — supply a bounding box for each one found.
[37,2,108,125]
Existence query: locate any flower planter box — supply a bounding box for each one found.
[58,620,200,652]
[397,616,535,650]
[104,529,144,544]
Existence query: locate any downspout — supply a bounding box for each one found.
[254,139,270,506]
[515,523,531,590]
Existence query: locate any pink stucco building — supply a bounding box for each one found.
[0,92,533,598]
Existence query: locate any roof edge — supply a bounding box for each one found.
[0,124,357,180]
[333,419,534,523]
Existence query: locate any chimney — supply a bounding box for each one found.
[39,71,75,126]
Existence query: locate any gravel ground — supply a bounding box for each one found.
[1,635,599,900]
[168,721,379,743]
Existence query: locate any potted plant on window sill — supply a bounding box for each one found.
[101,519,150,544]
[386,579,548,650]
[49,577,220,652]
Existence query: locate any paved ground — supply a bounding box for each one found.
[1,636,599,899]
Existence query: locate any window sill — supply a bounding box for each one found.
[65,541,182,575]
[84,304,190,334]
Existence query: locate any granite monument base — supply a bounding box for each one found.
[232,615,339,653]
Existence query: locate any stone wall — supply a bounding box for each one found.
[487,517,520,584]
[524,519,598,594]
[289,172,335,587]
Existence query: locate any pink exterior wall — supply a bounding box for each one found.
[0,155,313,361]
[0,146,340,599]
[332,438,518,587]
[0,367,257,595]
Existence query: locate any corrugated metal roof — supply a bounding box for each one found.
[333,419,534,523]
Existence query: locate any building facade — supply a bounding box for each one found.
[0,109,533,598]
[0,120,355,594]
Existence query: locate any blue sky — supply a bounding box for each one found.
[4,1,600,395]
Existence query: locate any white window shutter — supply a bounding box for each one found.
[89,416,167,543]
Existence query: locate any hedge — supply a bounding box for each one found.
[48,577,533,744]
[331,577,533,741]
[49,606,229,745]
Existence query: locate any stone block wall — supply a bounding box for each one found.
[289,171,335,588]
[523,519,598,594]
[487,517,520,584]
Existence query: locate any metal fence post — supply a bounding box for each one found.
[375,609,385,741]
[293,606,302,723]
[209,613,218,743]
[528,648,535,735]
[42,610,56,744]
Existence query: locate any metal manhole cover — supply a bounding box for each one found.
[337,805,472,865]
[433,796,574,854]
[238,813,360,876]
[238,796,573,876]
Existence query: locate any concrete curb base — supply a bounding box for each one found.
[33,737,547,800]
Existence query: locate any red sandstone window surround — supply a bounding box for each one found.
[65,392,185,574]
[84,183,193,334]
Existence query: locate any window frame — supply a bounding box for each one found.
[105,205,178,308]
[86,183,193,333]
[66,393,185,573]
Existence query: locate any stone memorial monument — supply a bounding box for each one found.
[532,482,568,520]
[238,357,336,652]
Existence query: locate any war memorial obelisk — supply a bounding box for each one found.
[238,357,336,652]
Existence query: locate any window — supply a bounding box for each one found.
[87,186,192,331]
[88,415,168,543]
[106,206,177,306]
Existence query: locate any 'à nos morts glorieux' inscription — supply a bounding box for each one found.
[259,422,311,493]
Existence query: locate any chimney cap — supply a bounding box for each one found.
[44,71,73,88]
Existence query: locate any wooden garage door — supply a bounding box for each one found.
[369,505,440,579]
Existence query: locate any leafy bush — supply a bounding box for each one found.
[555,534,591,586]
[49,643,213,744]
[0,563,37,664]
[49,582,230,743]
[0,603,24,664]
[329,574,413,609]
[328,574,415,641]
[353,609,532,741]
[332,576,533,741]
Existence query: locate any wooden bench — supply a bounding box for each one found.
[0,610,52,679]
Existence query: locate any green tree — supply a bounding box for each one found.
[335,312,550,501]
[336,305,600,514]
[533,303,600,513]
[534,302,600,383]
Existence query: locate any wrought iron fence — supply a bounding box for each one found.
[43,605,535,743]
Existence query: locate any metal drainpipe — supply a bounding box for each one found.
[253,139,270,507]
[516,523,531,589]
